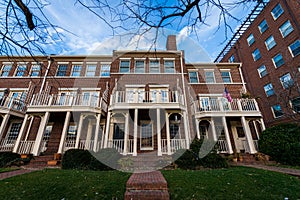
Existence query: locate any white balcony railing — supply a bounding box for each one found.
[161,139,187,154]
[18,140,35,154]
[0,96,26,113]
[0,139,16,152]
[30,94,107,112]
[110,91,184,105]
[195,98,260,113]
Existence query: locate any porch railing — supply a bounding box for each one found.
[108,139,124,153]
[110,90,184,105]
[242,139,251,153]
[217,140,228,153]
[194,98,260,113]
[18,140,35,154]
[0,96,26,113]
[161,139,187,154]
[0,139,16,152]
[30,94,107,112]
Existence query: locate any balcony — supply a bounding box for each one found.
[109,90,185,110]
[27,94,108,113]
[0,96,26,117]
[194,98,262,117]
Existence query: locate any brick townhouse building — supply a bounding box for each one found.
[0,36,264,161]
[215,0,300,127]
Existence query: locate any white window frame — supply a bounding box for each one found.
[71,64,82,77]
[30,64,41,77]
[149,59,160,73]
[0,65,12,77]
[188,71,199,83]
[252,48,261,61]
[119,59,130,73]
[134,60,145,73]
[257,65,267,78]
[220,70,232,83]
[228,55,235,63]
[288,40,300,57]
[56,64,68,76]
[272,54,284,68]
[205,70,215,83]
[271,3,284,20]
[265,36,276,51]
[15,64,27,77]
[280,73,293,89]
[247,34,255,46]
[100,64,110,77]
[279,20,293,38]
[85,64,97,77]
[140,121,154,150]
[271,105,283,118]
[258,19,268,33]
[263,83,274,97]
[164,59,175,73]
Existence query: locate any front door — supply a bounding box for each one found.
[140,122,153,150]
[232,124,246,153]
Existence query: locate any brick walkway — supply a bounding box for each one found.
[236,163,300,178]
[125,171,169,200]
[0,169,36,180]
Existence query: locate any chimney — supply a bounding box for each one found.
[166,35,177,51]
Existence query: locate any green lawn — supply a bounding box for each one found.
[0,169,131,200]
[0,167,20,173]
[0,167,299,200]
[162,167,300,200]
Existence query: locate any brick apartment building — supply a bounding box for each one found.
[0,36,264,161]
[216,0,300,127]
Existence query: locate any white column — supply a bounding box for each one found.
[93,114,101,152]
[75,114,85,149]
[0,114,10,139]
[222,116,233,154]
[24,116,34,141]
[86,120,93,147]
[156,109,162,156]
[133,109,138,156]
[210,118,218,142]
[260,118,266,131]
[241,116,256,154]
[195,119,200,139]
[165,112,171,155]
[13,114,29,153]
[58,111,71,153]
[123,112,129,155]
[32,112,50,156]
[253,120,260,140]
[183,111,190,148]
[103,112,111,148]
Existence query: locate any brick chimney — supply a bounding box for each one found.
[166,35,177,51]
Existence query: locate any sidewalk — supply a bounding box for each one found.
[236,163,300,178]
[0,169,36,180]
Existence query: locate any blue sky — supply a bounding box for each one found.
[43,1,256,62]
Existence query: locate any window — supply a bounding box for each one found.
[247,34,255,46]
[66,124,77,140]
[258,19,268,33]
[257,65,267,78]
[228,55,235,63]
[15,65,26,77]
[265,36,276,50]
[149,60,160,73]
[100,64,110,77]
[271,3,284,20]
[114,123,125,139]
[205,71,215,83]
[264,83,274,97]
[56,64,67,76]
[6,122,22,142]
[188,71,198,83]
[288,40,300,57]
[252,48,261,61]
[1,65,12,77]
[71,65,82,77]
[291,97,300,113]
[170,124,179,139]
[164,60,174,73]
[279,20,293,38]
[271,105,283,118]
[272,54,284,68]
[120,60,130,73]
[221,71,232,83]
[134,60,145,73]
[86,65,96,77]
[30,65,40,77]
[280,73,293,89]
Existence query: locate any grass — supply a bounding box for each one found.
[162,167,300,200]
[0,167,20,173]
[0,169,131,200]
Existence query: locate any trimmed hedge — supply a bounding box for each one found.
[62,148,121,170]
[0,152,20,168]
[259,123,300,166]
[173,139,228,169]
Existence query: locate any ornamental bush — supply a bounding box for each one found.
[258,123,300,166]
[0,152,20,167]
[62,148,119,170]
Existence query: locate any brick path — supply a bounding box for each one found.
[125,171,169,200]
[0,169,36,180]
[236,163,300,178]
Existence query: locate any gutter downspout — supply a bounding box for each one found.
[39,56,52,94]
[238,63,247,93]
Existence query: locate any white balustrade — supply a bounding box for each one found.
[0,139,16,152]
[217,140,228,153]
[108,139,124,153]
[18,140,35,154]
[0,96,26,112]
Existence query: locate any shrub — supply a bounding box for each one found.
[259,123,300,166]
[62,149,118,170]
[0,152,20,168]
[199,151,228,169]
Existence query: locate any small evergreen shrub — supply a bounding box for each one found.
[62,149,118,170]
[259,123,300,166]
[199,151,228,169]
[0,152,20,167]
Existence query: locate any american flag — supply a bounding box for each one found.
[224,87,233,102]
